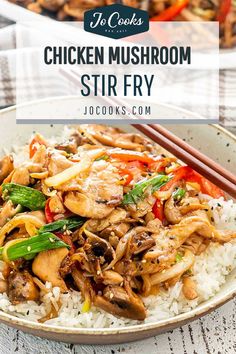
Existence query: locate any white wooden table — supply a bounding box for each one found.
[0,297,235,354]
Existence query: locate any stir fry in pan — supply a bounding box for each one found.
[0,125,235,321]
[8,0,236,48]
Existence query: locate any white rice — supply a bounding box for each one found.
[0,197,235,328]
[0,128,235,328]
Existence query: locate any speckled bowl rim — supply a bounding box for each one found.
[0,105,235,339]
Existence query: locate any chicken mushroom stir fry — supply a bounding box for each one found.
[0,124,235,321]
[8,0,236,48]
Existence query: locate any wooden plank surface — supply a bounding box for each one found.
[0,297,235,354]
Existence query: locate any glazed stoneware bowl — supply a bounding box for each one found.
[0,100,235,344]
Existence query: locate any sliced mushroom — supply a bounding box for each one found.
[7,270,39,304]
[126,192,156,219]
[79,124,147,151]
[71,267,94,302]
[83,229,115,271]
[102,270,123,285]
[150,250,195,286]
[0,155,14,183]
[86,208,127,233]
[32,247,69,292]
[129,231,155,256]
[144,216,229,261]
[94,283,146,320]
[99,222,130,240]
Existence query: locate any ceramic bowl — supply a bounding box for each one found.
[0,100,235,344]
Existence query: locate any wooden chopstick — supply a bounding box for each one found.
[59,67,236,198]
[133,124,236,198]
[149,124,236,185]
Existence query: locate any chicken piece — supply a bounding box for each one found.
[11,167,30,186]
[94,283,146,320]
[0,201,21,227]
[79,124,152,151]
[0,279,7,293]
[28,210,46,224]
[31,144,47,165]
[0,155,14,183]
[64,161,123,219]
[38,0,66,11]
[32,248,69,292]
[145,216,236,261]
[7,270,39,304]
[182,276,198,300]
[48,194,65,214]
[27,2,42,14]
[48,152,73,176]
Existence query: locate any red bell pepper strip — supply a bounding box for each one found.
[217,0,231,23]
[110,151,155,164]
[55,232,75,255]
[162,166,225,199]
[152,199,164,222]
[187,171,225,199]
[119,168,133,186]
[45,198,57,223]
[150,0,189,21]
[149,157,176,173]
[160,166,193,191]
[29,133,47,158]
[45,198,73,223]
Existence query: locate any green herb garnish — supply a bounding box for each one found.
[122,174,171,205]
[39,216,85,234]
[172,188,186,201]
[176,253,183,263]
[0,232,69,261]
[95,155,109,161]
[2,183,46,211]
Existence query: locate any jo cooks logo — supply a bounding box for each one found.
[84,4,149,39]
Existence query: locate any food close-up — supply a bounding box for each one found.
[0,0,236,351]
[0,124,234,328]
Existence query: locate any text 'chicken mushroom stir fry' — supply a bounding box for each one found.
[0,124,235,321]
[8,0,236,48]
